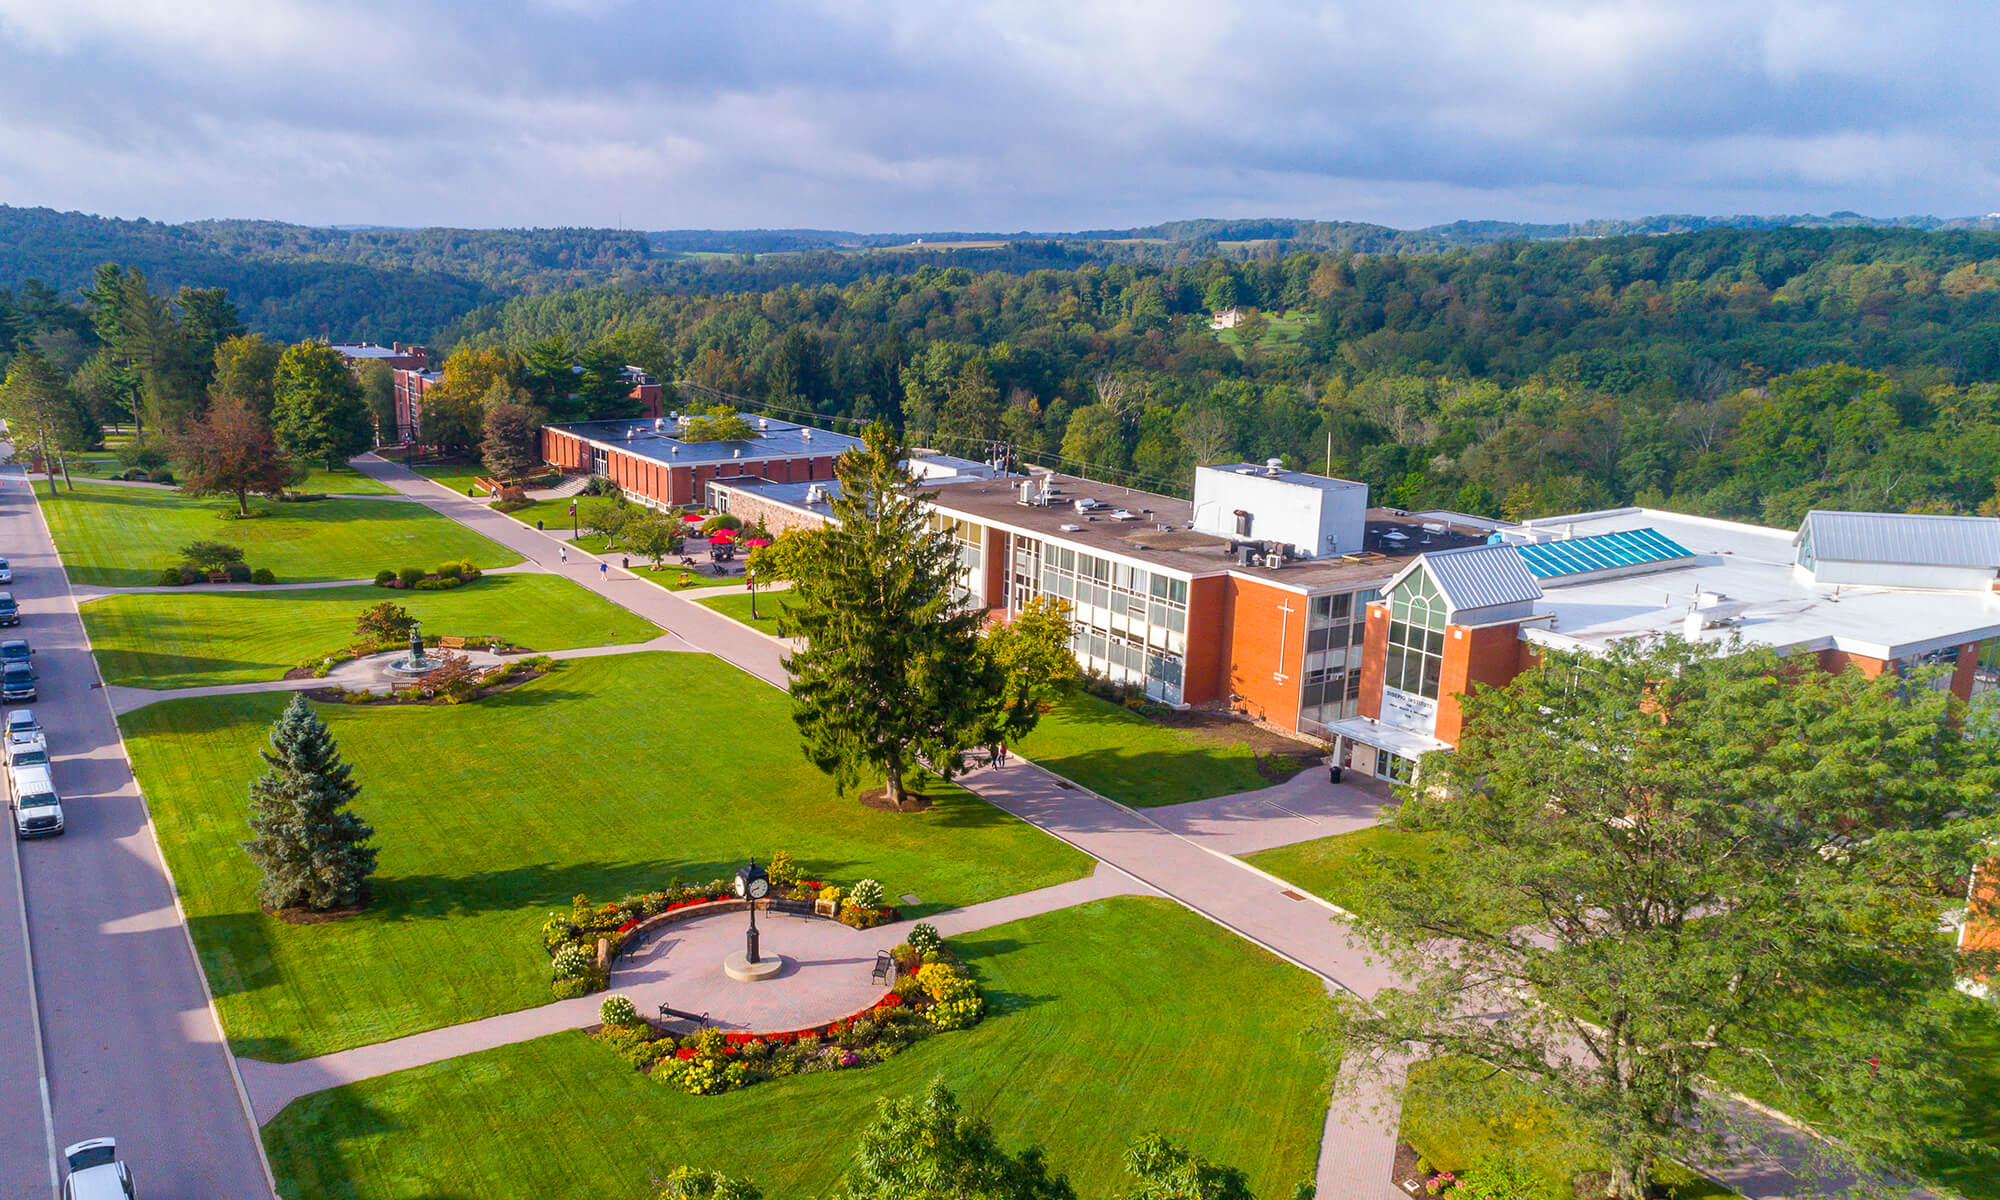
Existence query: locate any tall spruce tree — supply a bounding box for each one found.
[241,694,377,911]
[780,422,995,810]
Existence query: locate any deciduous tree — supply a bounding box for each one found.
[681,405,757,442]
[782,423,994,810]
[1334,637,2000,1200]
[241,695,377,912]
[173,397,303,515]
[845,1077,1074,1200]
[973,596,1077,752]
[272,340,371,470]
[0,349,90,495]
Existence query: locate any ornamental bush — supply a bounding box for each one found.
[848,878,884,909]
[551,976,593,1000]
[767,849,800,887]
[552,943,592,980]
[250,568,276,585]
[373,569,397,586]
[908,922,941,955]
[398,566,425,588]
[600,994,638,1026]
[157,567,185,586]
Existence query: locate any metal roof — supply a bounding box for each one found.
[1516,527,1695,579]
[1799,510,2000,568]
[1420,544,1544,613]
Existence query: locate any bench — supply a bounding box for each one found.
[437,636,467,650]
[871,951,894,985]
[768,898,815,921]
[657,1003,709,1028]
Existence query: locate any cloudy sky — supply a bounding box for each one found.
[0,0,1990,232]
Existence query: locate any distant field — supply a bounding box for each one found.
[1213,309,1313,356]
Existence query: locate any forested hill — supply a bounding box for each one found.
[441,224,2000,528]
[7,204,2000,343]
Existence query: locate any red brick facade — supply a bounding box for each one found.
[1220,577,1308,729]
[541,427,843,509]
[1435,621,1529,744]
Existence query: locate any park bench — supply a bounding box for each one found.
[437,636,467,650]
[206,570,230,584]
[657,1002,709,1028]
[871,951,894,985]
[768,897,815,920]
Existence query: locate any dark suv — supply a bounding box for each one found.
[0,640,31,670]
[2,663,36,704]
[0,592,17,628]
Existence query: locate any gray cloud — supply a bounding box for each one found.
[0,0,1991,230]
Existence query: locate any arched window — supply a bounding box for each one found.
[1384,570,1448,700]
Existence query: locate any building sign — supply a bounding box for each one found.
[1380,686,1438,735]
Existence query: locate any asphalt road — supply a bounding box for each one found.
[0,466,269,1199]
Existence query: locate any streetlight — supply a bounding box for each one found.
[733,858,770,964]
[746,568,758,621]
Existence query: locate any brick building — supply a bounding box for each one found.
[540,415,865,509]
[331,342,430,372]
[390,365,665,446]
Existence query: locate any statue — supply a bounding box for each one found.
[408,623,425,666]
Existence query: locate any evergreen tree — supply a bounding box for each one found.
[781,422,995,810]
[272,340,371,470]
[0,349,91,495]
[241,694,377,912]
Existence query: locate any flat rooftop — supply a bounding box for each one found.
[928,471,1489,591]
[1520,508,2000,659]
[551,417,866,467]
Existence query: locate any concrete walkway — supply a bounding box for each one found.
[1146,770,1392,856]
[238,864,1150,1121]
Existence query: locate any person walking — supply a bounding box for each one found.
[559,546,568,565]
[599,561,608,583]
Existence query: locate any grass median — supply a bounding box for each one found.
[37,481,519,588]
[122,651,1091,1061]
[82,573,661,689]
[1015,693,1274,807]
[261,898,1332,1200]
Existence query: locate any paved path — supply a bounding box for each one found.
[238,865,1149,1121]
[1,468,271,1198]
[1146,770,1392,856]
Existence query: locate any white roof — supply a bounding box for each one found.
[1799,510,2000,567]
[1324,717,1452,758]
[1522,508,2000,660]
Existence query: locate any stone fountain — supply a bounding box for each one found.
[382,624,438,683]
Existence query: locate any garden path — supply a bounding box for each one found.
[234,864,1149,1122]
[347,453,1919,1200]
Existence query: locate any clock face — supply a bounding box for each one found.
[748,877,770,898]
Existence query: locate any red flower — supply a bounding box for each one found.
[675,1048,697,1059]
[874,993,902,1009]
[617,919,639,934]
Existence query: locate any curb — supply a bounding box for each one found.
[24,484,283,1199]
[5,746,59,1200]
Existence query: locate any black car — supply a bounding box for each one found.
[2,663,35,704]
[0,592,17,628]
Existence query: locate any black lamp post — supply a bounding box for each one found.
[733,858,770,963]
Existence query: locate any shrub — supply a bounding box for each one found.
[657,1166,763,1200]
[157,567,185,587]
[356,601,416,643]
[551,944,593,980]
[908,922,941,955]
[581,475,621,497]
[551,976,593,1000]
[1456,1157,1541,1200]
[437,560,464,581]
[250,568,276,585]
[839,906,887,930]
[701,512,744,535]
[600,994,639,1026]
[677,1058,729,1094]
[224,561,253,582]
[419,651,480,703]
[179,539,246,571]
[848,878,884,909]
[892,973,926,1002]
[540,913,578,951]
[493,485,531,512]
[397,566,425,588]
[767,850,799,887]
[372,568,396,586]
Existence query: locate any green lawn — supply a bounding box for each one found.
[411,460,491,496]
[1015,693,1272,808]
[294,463,396,496]
[262,898,1333,1200]
[37,481,520,587]
[1213,310,1313,356]
[81,574,661,689]
[1245,826,1531,932]
[123,652,1090,1060]
[696,591,785,627]
[1401,1058,1730,1199]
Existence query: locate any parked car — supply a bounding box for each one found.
[61,1138,132,1199]
[2,663,36,703]
[0,557,15,584]
[0,640,33,671]
[6,708,40,744]
[0,592,18,627]
[12,761,63,838]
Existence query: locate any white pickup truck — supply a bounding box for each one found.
[11,760,62,838]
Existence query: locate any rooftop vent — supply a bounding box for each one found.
[1111,509,1139,521]
[801,428,812,440]
[1059,523,1083,532]
[1264,458,1284,475]
[1073,498,1103,513]
[758,417,769,430]
[732,448,742,458]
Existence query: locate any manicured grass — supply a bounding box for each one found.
[123,652,1090,1060]
[37,480,520,587]
[1245,826,1532,932]
[262,898,1333,1200]
[696,591,785,627]
[1015,692,1272,808]
[411,460,491,496]
[81,574,661,689]
[1401,1058,1730,1199]
[293,464,396,495]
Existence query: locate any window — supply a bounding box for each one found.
[1384,571,1447,700]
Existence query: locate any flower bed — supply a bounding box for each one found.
[537,856,898,999]
[587,924,983,1094]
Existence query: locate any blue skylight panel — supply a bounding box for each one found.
[1517,528,1694,579]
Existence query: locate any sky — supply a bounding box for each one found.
[0,0,1992,233]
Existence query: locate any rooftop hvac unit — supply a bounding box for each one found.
[1073,498,1102,513]
[654,418,665,432]
[1263,553,1285,569]
[1059,523,1083,532]
[732,448,742,458]
[801,428,812,440]
[1111,509,1138,521]
[1017,480,1038,506]
[758,417,769,430]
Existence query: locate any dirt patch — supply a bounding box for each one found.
[1145,707,1324,782]
[269,898,370,925]
[1390,1140,1427,1194]
[857,786,934,814]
